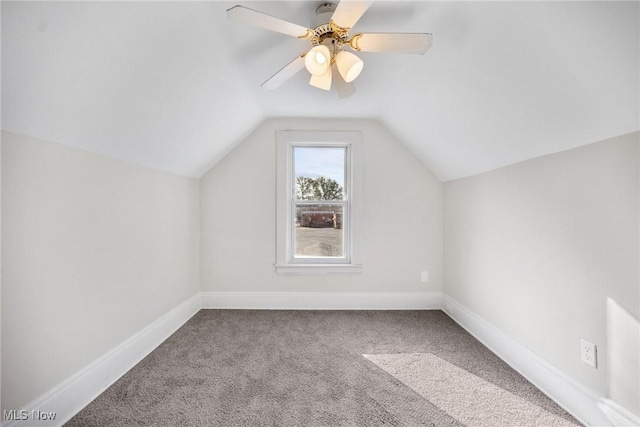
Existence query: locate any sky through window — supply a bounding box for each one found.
[294,147,345,187]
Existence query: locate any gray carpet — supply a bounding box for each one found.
[66,310,581,426]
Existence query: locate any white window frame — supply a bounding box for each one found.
[276,131,363,275]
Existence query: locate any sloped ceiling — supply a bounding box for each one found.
[2,1,638,181]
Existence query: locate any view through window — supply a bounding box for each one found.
[293,147,346,259]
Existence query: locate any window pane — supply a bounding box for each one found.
[295,204,344,258]
[294,147,345,201]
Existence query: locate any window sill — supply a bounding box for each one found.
[275,264,363,275]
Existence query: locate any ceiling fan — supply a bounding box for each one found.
[227,1,433,97]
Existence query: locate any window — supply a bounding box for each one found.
[276,131,363,274]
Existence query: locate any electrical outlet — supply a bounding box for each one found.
[421,271,429,282]
[580,339,597,368]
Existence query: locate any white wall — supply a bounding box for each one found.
[1,136,3,415]
[200,118,443,293]
[1,131,200,412]
[444,132,639,416]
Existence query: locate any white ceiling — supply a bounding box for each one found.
[2,1,638,181]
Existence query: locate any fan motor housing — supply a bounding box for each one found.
[311,3,348,49]
[310,23,347,49]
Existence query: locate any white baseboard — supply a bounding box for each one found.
[200,291,443,310]
[8,292,637,427]
[2,294,201,427]
[442,295,640,427]
[598,398,640,427]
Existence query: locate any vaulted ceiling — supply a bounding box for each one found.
[2,1,638,181]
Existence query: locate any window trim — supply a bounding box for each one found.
[276,131,363,275]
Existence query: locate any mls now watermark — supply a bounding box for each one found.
[3,409,57,421]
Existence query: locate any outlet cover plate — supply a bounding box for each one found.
[421,271,429,282]
[580,339,597,368]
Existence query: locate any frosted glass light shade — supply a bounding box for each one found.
[305,45,331,76]
[309,66,332,91]
[335,50,363,83]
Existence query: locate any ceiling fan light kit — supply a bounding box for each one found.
[309,65,333,91]
[335,50,363,83]
[305,45,331,76]
[227,1,433,96]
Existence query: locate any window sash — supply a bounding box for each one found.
[289,143,350,264]
[290,200,349,264]
[293,146,347,202]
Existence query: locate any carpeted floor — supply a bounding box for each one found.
[66,310,581,426]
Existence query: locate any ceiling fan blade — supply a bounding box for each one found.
[332,63,356,99]
[331,0,374,30]
[352,33,433,54]
[261,53,307,90]
[227,5,313,39]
